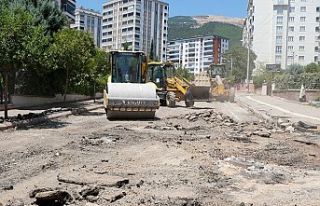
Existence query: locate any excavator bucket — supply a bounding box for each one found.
[105,83,160,119]
[189,86,212,102]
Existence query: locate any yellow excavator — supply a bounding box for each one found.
[147,62,194,107]
[147,62,234,107]
[193,64,235,102]
[103,51,160,119]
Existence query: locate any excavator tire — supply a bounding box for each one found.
[185,89,194,107]
[166,92,176,108]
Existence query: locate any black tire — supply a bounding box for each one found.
[166,92,176,108]
[185,90,194,107]
[160,99,167,106]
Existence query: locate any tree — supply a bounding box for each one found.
[87,50,110,101]
[0,1,37,118]
[149,39,154,61]
[223,46,257,84]
[286,64,304,76]
[175,67,193,81]
[48,29,96,101]
[305,63,320,73]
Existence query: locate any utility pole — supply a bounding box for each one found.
[246,31,251,93]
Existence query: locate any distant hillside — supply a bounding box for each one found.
[168,16,244,47]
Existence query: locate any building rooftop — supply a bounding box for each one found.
[76,7,102,16]
[169,35,229,42]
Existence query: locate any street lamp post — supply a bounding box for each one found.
[246,32,251,93]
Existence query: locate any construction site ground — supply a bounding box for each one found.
[0,101,320,206]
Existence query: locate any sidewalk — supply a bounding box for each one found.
[0,99,103,130]
[237,94,320,126]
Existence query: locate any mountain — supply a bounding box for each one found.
[168,16,245,47]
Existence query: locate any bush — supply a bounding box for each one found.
[274,73,320,89]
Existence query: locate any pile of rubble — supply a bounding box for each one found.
[2,170,130,206]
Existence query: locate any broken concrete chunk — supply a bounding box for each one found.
[35,190,72,206]
[285,126,295,133]
[253,130,271,138]
[79,186,100,198]
[101,188,127,203]
[29,187,54,198]
[57,171,129,187]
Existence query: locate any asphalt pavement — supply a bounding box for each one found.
[237,94,320,126]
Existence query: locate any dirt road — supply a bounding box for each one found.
[0,102,320,206]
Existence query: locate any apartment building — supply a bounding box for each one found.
[167,36,229,74]
[101,0,169,62]
[55,0,76,23]
[243,0,320,70]
[71,7,102,48]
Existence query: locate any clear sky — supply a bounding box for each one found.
[77,0,247,18]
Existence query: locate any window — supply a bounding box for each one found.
[290,7,295,12]
[299,46,304,51]
[277,16,283,24]
[288,36,294,42]
[300,26,306,32]
[300,6,306,12]
[276,26,283,33]
[289,17,295,22]
[276,36,283,44]
[276,46,282,54]
[300,17,306,22]
[288,46,294,51]
[289,26,294,32]
[298,56,305,62]
[299,36,305,41]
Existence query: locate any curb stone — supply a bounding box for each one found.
[0,104,103,131]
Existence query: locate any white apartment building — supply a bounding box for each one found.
[102,0,169,62]
[243,0,320,69]
[55,0,76,23]
[167,36,229,74]
[71,8,102,48]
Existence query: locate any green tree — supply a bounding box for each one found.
[305,63,320,73]
[88,50,111,101]
[0,2,37,118]
[48,29,96,101]
[223,46,257,83]
[175,67,193,81]
[286,64,304,75]
[30,0,67,36]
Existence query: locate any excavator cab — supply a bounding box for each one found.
[104,51,160,119]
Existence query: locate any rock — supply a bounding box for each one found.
[293,121,318,130]
[35,190,72,206]
[101,189,126,203]
[2,185,13,191]
[253,130,271,138]
[29,188,54,198]
[216,114,223,121]
[79,186,100,198]
[57,171,129,188]
[285,126,295,133]
[86,195,98,202]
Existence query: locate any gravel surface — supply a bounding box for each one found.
[0,102,320,206]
